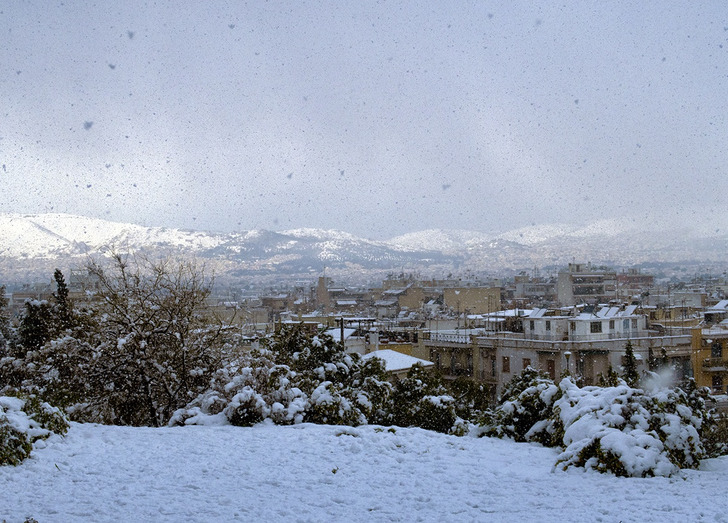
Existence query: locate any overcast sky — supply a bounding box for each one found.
[1,2,727,239]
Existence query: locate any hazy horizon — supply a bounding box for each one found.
[2,2,727,239]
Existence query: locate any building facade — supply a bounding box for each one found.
[691,300,728,393]
[557,263,617,306]
[418,305,692,398]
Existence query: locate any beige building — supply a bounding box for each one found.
[418,305,692,398]
[691,300,728,393]
[443,287,501,315]
[397,286,426,310]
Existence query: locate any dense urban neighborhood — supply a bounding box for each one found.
[6,259,728,397]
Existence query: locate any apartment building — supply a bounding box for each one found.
[557,263,617,306]
[419,304,692,398]
[691,300,728,393]
[442,286,501,315]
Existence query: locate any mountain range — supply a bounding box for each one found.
[1,213,727,283]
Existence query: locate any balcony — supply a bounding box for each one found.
[523,332,650,342]
[474,333,691,354]
[702,358,728,372]
[427,332,472,344]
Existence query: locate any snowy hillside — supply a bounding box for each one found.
[1,213,728,281]
[0,213,224,258]
[1,422,726,522]
[281,228,365,243]
[387,229,495,253]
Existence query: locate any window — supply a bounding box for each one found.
[590,321,602,334]
[545,320,551,331]
[712,374,723,392]
[570,321,576,331]
[576,356,585,375]
[523,358,531,370]
[631,318,638,329]
[609,320,615,330]
[431,350,441,370]
[712,342,723,359]
[491,356,497,377]
[502,356,510,373]
[529,320,535,330]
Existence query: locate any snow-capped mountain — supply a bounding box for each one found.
[1,213,727,282]
[0,213,225,258]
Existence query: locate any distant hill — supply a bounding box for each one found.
[1,213,727,283]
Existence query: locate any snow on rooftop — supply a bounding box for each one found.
[707,302,728,313]
[375,300,397,307]
[324,328,358,342]
[622,305,638,316]
[361,349,434,372]
[591,306,625,318]
[529,308,547,318]
[485,309,532,318]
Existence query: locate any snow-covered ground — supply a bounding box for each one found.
[2,422,727,522]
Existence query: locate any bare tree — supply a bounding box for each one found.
[85,253,223,426]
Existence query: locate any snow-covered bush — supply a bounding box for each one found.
[95,258,223,426]
[226,386,267,427]
[478,367,560,445]
[685,381,728,458]
[478,368,718,477]
[388,364,457,434]
[1,260,228,428]
[448,376,494,422]
[552,379,704,477]
[347,356,393,426]
[171,325,392,428]
[170,347,306,426]
[0,394,69,466]
[703,412,728,458]
[306,381,366,426]
[13,336,98,415]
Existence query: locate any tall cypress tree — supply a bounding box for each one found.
[18,299,54,353]
[0,285,11,351]
[51,269,74,334]
[648,347,657,371]
[622,340,639,388]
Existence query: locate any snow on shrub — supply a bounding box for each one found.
[479,368,716,477]
[347,357,393,426]
[388,364,457,434]
[0,395,69,466]
[306,381,366,426]
[171,327,393,428]
[478,367,560,445]
[173,325,481,433]
[551,379,703,477]
[169,348,307,426]
[226,386,267,427]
